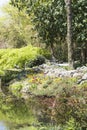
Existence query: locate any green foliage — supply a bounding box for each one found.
[36,0,66,42]
[27,55,45,68]
[0,77,87,129]
[0,96,37,128]
[0,4,37,48]
[79,82,87,89]
[0,46,35,69]
[10,0,87,62]
[2,70,19,83]
[0,45,50,70]
[27,73,77,96]
[0,70,5,76]
[38,48,51,59]
[63,118,80,130]
[55,85,87,127]
[72,0,87,44]
[9,82,23,97]
[74,61,82,69]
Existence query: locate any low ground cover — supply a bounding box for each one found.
[9,72,78,97]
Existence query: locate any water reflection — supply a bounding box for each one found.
[0,122,8,130]
[0,94,55,130]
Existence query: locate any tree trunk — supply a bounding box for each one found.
[81,48,86,64]
[65,0,74,68]
[50,42,56,62]
[50,42,54,56]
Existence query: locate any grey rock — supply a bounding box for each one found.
[73,72,83,78]
[76,66,87,72]
[81,73,87,80]
[21,81,30,93]
[58,63,69,67]
[21,85,29,93]
[40,62,87,79]
[77,73,87,84]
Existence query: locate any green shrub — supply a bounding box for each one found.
[27,55,45,68]
[38,48,51,59]
[0,70,5,76]
[74,61,82,69]
[9,82,23,97]
[2,70,20,84]
[63,118,81,130]
[0,45,51,70]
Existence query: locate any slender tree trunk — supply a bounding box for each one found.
[51,42,54,56]
[65,0,74,68]
[50,42,56,62]
[81,48,85,64]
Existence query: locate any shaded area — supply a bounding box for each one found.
[0,93,56,130]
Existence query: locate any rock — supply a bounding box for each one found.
[21,81,30,93]
[44,66,67,77]
[58,71,70,77]
[81,73,87,80]
[32,67,42,73]
[40,62,87,79]
[77,73,87,84]
[73,72,83,78]
[58,63,69,67]
[79,80,87,85]
[76,66,87,72]
[21,85,30,93]
[39,64,48,70]
[4,61,87,87]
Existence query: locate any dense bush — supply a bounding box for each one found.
[27,55,45,68]
[0,45,51,71]
[38,48,52,59]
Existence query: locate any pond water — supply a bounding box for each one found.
[0,122,8,130]
[0,94,57,130]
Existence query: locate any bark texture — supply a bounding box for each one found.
[65,0,74,68]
